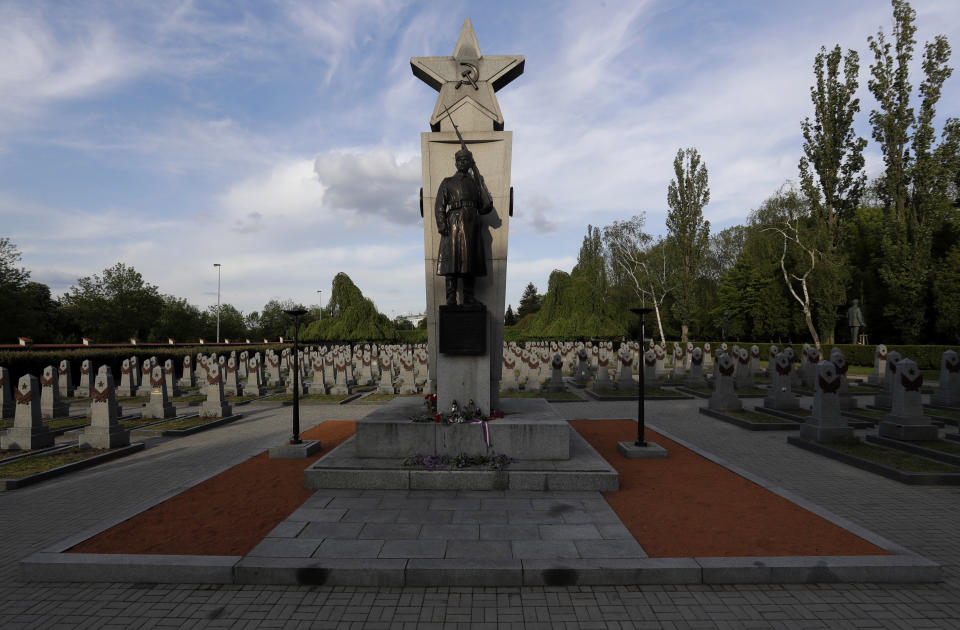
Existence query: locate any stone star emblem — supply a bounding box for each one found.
[411,18,524,131]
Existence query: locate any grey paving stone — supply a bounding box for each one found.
[450,510,509,524]
[265,522,307,538]
[338,508,401,523]
[479,524,541,540]
[286,508,346,523]
[539,524,603,540]
[358,523,422,540]
[247,539,323,559]
[427,498,482,510]
[418,523,478,540]
[312,540,384,559]
[379,540,446,559]
[596,522,636,540]
[395,509,453,524]
[443,540,513,560]
[573,539,647,558]
[510,540,580,559]
[298,522,364,539]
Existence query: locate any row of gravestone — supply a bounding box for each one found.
[707,347,960,432]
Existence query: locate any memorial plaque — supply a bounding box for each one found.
[439,304,487,355]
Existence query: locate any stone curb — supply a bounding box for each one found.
[698,407,801,431]
[1,443,145,491]
[19,552,939,586]
[787,435,960,485]
[864,434,960,467]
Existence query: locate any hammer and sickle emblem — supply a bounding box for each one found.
[456,62,479,90]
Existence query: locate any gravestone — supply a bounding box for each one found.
[868,344,888,386]
[653,344,666,378]
[930,349,960,407]
[82,367,127,446]
[200,363,232,418]
[246,357,263,396]
[548,352,565,392]
[763,352,799,410]
[800,361,854,443]
[874,350,901,408]
[708,353,741,411]
[330,356,351,396]
[178,355,195,388]
[574,348,591,386]
[141,365,176,420]
[224,357,243,397]
[0,366,14,419]
[766,345,779,377]
[749,345,762,376]
[238,351,249,380]
[308,355,327,395]
[524,353,542,393]
[643,349,658,388]
[164,359,181,397]
[266,352,283,386]
[783,346,802,388]
[398,354,418,395]
[39,365,69,419]
[800,345,819,388]
[376,356,395,395]
[117,359,136,397]
[58,360,74,398]
[593,349,612,391]
[1,374,54,450]
[830,348,857,409]
[734,347,753,389]
[617,346,634,389]
[75,360,94,398]
[685,347,705,387]
[703,342,713,371]
[414,19,522,414]
[684,341,694,371]
[136,360,154,397]
[878,358,938,440]
[130,356,141,388]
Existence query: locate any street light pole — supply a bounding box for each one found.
[631,307,654,447]
[317,290,322,320]
[214,263,221,343]
[284,308,308,445]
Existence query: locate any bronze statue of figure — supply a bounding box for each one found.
[848,299,865,344]
[435,148,493,305]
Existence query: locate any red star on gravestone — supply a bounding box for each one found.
[410,18,524,131]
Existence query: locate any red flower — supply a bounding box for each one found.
[434,413,440,423]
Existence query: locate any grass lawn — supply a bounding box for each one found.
[117,396,149,404]
[121,418,163,429]
[502,391,581,400]
[849,408,888,419]
[829,441,960,473]
[148,416,226,431]
[171,394,207,403]
[45,417,90,430]
[726,409,799,424]
[907,440,960,457]
[0,447,109,479]
[266,393,351,403]
[687,386,767,396]
[361,393,422,402]
[925,408,960,420]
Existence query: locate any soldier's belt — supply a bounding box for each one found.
[449,201,477,210]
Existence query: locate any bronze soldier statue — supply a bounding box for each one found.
[848,299,865,344]
[435,147,493,305]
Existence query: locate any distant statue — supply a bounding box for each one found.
[435,148,493,306]
[848,299,865,344]
[721,311,729,342]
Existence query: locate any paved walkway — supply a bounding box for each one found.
[1,397,959,628]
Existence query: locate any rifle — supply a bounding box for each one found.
[441,104,493,210]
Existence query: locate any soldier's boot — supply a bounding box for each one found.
[462,276,477,305]
[445,277,458,306]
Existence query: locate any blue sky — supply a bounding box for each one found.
[2,0,959,320]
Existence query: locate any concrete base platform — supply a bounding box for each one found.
[269,440,323,459]
[616,440,668,458]
[878,421,940,441]
[303,429,619,492]
[356,397,569,460]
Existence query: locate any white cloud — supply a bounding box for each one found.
[313,149,421,223]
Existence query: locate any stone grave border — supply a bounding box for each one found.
[698,407,801,431]
[864,435,960,467]
[134,413,241,438]
[756,406,874,430]
[18,421,940,586]
[1,442,145,491]
[786,436,960,485]
[583,388,693,402]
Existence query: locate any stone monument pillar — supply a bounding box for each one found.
[79,367,131,448]
[1,374,54,450]
[413,18,523,416]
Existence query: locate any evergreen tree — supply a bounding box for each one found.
[301,272,396,341]
[516,282,542,319]
[504,304,517,326]
[666,148,710,343]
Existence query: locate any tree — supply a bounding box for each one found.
[666,148,710,343]
[603,214,671,343]
[705,226,746,283]
[867,0,954,341]
[207,304,246,340]
[504,304,517,326]
[758,184,829,348]
[301,272,396,341]
[0,238,33,342]
[932,244,960,341]
[516,282,542,319]
[799,45,867,246]
[61,263,163,342]
[258,299,304,341]
[151,295,205,342]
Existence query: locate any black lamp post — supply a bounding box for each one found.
[284,308,308,445]
[630,307,654,447]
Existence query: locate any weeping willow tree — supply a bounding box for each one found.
[301,272,396,342]
[522,227,627,338]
